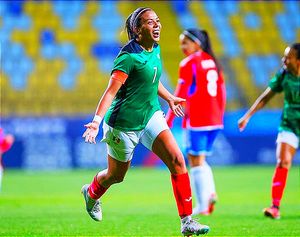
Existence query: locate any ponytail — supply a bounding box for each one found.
[183,28,222,72]
[125,13,135,40]
[200,30,222,72]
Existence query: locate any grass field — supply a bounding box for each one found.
[0,166,299,237]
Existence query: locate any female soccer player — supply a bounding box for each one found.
[166,29,226,215]
[81,8,209,236]
[238,43,300,219]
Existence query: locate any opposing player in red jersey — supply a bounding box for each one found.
[166,28,226,215]
[0,128,14,191]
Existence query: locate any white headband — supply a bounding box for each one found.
[183,30,202,46]
[131,8,152,30]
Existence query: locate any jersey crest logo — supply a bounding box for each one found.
[112,135,121,144]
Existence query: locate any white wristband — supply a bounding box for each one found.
[93,115,102,124]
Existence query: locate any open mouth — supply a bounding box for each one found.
[153,30,160,38]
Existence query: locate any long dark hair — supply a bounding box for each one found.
[125,7,152,40]
[291,43,300,59]
[183,28,222,72]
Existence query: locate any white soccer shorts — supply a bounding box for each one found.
[276,130,299,149]
[101,110,169,162]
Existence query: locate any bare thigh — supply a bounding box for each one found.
[152,129,187,174]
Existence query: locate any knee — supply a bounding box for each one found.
[170,152,186,171]
[277,157,292,169]
[189,154,206,167]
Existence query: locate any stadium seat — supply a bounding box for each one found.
[223,1,238,15]
[6,0,24,16]
[40,44,57,60]
[244,12,261,29]
[58,71,76,90]
[58,43,75,59]
[91,42,120,58]
[177,12,198,29]
[171,1,188,14]
[10,71,28,90]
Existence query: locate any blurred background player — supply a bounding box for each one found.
[238,43,300,219]
[166,29,226,215]
[81,8,209,236]
[0,128,15,191]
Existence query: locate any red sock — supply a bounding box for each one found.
[271,166,288,207]
[88,175,109,200]
[171,172,192,218]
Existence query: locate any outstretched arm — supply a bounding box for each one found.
[83,71,127,144]
[158,81,185,118]
[238,87,276,131]
[165,79,189,127]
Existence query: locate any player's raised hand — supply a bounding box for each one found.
[238,116,249,132]
[82,122,100,144]
[168,96,186,117]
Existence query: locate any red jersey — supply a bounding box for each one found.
[167,51,226,130]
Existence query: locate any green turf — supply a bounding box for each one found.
[0,166,299,236]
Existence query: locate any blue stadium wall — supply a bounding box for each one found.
[2,111,299,170]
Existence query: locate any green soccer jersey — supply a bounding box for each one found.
[269,69,300,139]
[104,40,162,131]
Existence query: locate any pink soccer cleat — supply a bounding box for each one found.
[263,206,280,219]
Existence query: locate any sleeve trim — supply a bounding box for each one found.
[111,70,128,84]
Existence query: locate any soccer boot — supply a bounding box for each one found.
[192,194,217,216]
[181,218,210,236]
[263,206,280,219]
[207,194,217,214]
[81,184,102,221]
